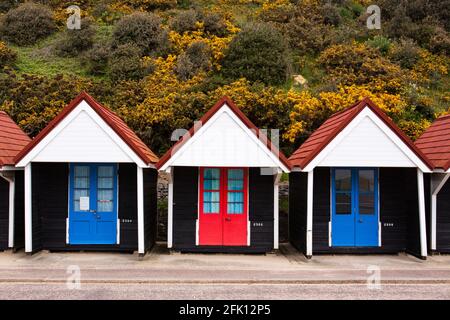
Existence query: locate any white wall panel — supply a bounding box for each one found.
[164,104,288,171]
[319,116,416,167]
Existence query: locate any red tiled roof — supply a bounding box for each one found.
[289,97,433,170]
[0,111,31,166]
[156,96,291,170]
[415,114,450,171]
[15,92,158,165]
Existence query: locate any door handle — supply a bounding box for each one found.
[358,219,363,223]
[90,210,96,213]
[225,217,231,222]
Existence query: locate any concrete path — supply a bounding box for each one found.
[2,283,450,300]
[0,243,449,299]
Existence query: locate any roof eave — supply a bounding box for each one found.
[157,96,291,172]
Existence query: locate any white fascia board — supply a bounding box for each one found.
[16,100,148,168]
[431,173,450,195]
[160,104,289,172]
[0,166,23,171]
[303,107,431,172]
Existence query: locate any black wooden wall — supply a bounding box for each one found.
[437,179,450,252]
[14,170,25,250]
[172,167,275,253]
[31,162,157,253]
[144,168,158,251]
[0,177,8,250]
[288,172,307,254]
[289,167,423,256]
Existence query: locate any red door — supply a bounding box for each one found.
[199,168,248,246]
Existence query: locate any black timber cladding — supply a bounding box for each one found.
[14,170,25,250]
[288,172,307,254]
[437,179,450,252]
[289,167,423,255]
[144,168,158,251]
[0,177,8,250]
[172,167,274,252]
[30,162,156,252]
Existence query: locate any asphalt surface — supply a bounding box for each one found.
[1,283,450,300]
[0,244,449,299]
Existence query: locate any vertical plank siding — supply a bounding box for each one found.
[117,163,138,250]
[437,180,450,252]
[311,167,331,251]
[248,168,274,250]
[172,166,198,249]
[0,177,9,250]
[14,170,25,250]
[172,167,275,253]
[144,168,158,251]
[288,172,307,254]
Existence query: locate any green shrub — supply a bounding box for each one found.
[170,10,198,34]
[320,3,342,27]
[222,23,291,85]
[429,26,450,55]
[346,0,364,17]
[0,73,105,137]
[388,38,421,69]
[366,36,392,55]
[55,18,96,57]
[108,44,154,82]
[0,0,19,13]
[123,0,177,10]
[0,41,17,68]
[83,42,111,76]
[112,12,168,56]
[0,2,56,46]
[175,41,211,80]
[286,14,335,55]
[202,12,227,37]
[92,0,125,24]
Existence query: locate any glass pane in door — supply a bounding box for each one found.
[227,169,244,214]
[203,168,220,214]
[73,166,90,211]
[335,169,352,215]
[359,169,375,215]
[97,166,114,212]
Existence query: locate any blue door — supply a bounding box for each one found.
[69,164,118,245]
[332,168,379,247]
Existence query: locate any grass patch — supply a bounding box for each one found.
[9,26,113,79]
[279,195,289,214]
[12,45,91,77]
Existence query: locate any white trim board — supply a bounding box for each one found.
[302,107,431,172]
[16,100,148,168]
[159,104,289,172]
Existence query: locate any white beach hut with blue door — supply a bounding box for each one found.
[15,92,159,256]
[289,98,433,259]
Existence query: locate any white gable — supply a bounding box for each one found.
[304,107,430,172]
[16,100,147,167]
[160,104,289,172]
